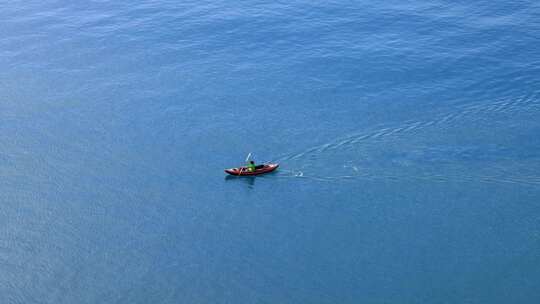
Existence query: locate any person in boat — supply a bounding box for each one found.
[247,160,256,172]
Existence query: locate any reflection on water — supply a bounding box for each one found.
[225,175,256,188]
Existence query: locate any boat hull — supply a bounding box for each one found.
[225,164,279,176]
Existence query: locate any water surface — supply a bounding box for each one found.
[1,1,539,303]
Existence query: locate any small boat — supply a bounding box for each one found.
[225,163,279,176]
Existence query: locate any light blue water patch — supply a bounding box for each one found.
[1,1,540,303]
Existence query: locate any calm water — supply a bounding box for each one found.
[1,1,540,303]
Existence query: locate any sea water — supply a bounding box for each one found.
[1,1,539,303]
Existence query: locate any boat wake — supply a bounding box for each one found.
[271,93,540,188]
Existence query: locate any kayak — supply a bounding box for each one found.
[225,163,279,176]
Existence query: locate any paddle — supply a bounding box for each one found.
[238,152,252,176]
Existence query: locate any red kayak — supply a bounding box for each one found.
[225,163,279,176]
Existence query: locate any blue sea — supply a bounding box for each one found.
[1,1,540,303]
